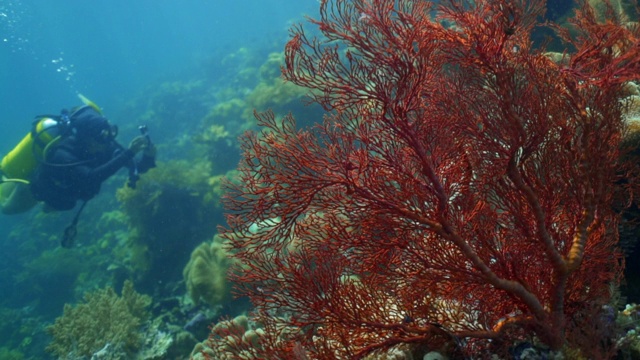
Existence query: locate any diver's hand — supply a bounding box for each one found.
[128,136,149,154]
[143,142,156,158]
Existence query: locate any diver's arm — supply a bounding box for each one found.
[40,144,133,190]
[75,148,135,184]
[87,136,153,182]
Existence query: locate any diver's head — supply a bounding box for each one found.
[70,105,118,144]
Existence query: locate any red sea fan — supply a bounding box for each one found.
[215,0,640,358]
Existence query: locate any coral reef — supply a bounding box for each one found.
[245,52,310,118]
[194,49,322,174]
[183,235,232,308]
[46,280,151,358]
[588,0,638,22]
[616,304,640,358]
[194,314,443,360]
[115,80,213,146]
[191,304,640,359]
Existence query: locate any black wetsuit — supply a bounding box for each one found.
[30,135,155,211]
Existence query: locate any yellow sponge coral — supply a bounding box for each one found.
[183,236,232,307]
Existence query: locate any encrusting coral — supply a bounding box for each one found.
[190,314,261,360]
[46,280,151,358]
[183,235,232,308]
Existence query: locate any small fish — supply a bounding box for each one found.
[184,312,207,331]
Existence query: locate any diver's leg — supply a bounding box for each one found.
[0,181,38,214]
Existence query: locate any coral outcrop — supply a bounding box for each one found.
[116,160,221,286]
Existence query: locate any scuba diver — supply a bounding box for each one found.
[0,95,156,246]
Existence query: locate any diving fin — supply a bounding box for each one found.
[77,94,103,115]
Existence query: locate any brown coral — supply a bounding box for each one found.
[46,280,151,358]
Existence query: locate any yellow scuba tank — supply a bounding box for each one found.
[0,117,64,181]
[0,94,100,182]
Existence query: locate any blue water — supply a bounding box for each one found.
[1,0,317,148]
[0,0,318,223]
[0,1,319,358]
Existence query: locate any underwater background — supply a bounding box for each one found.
[0,1,323,358]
